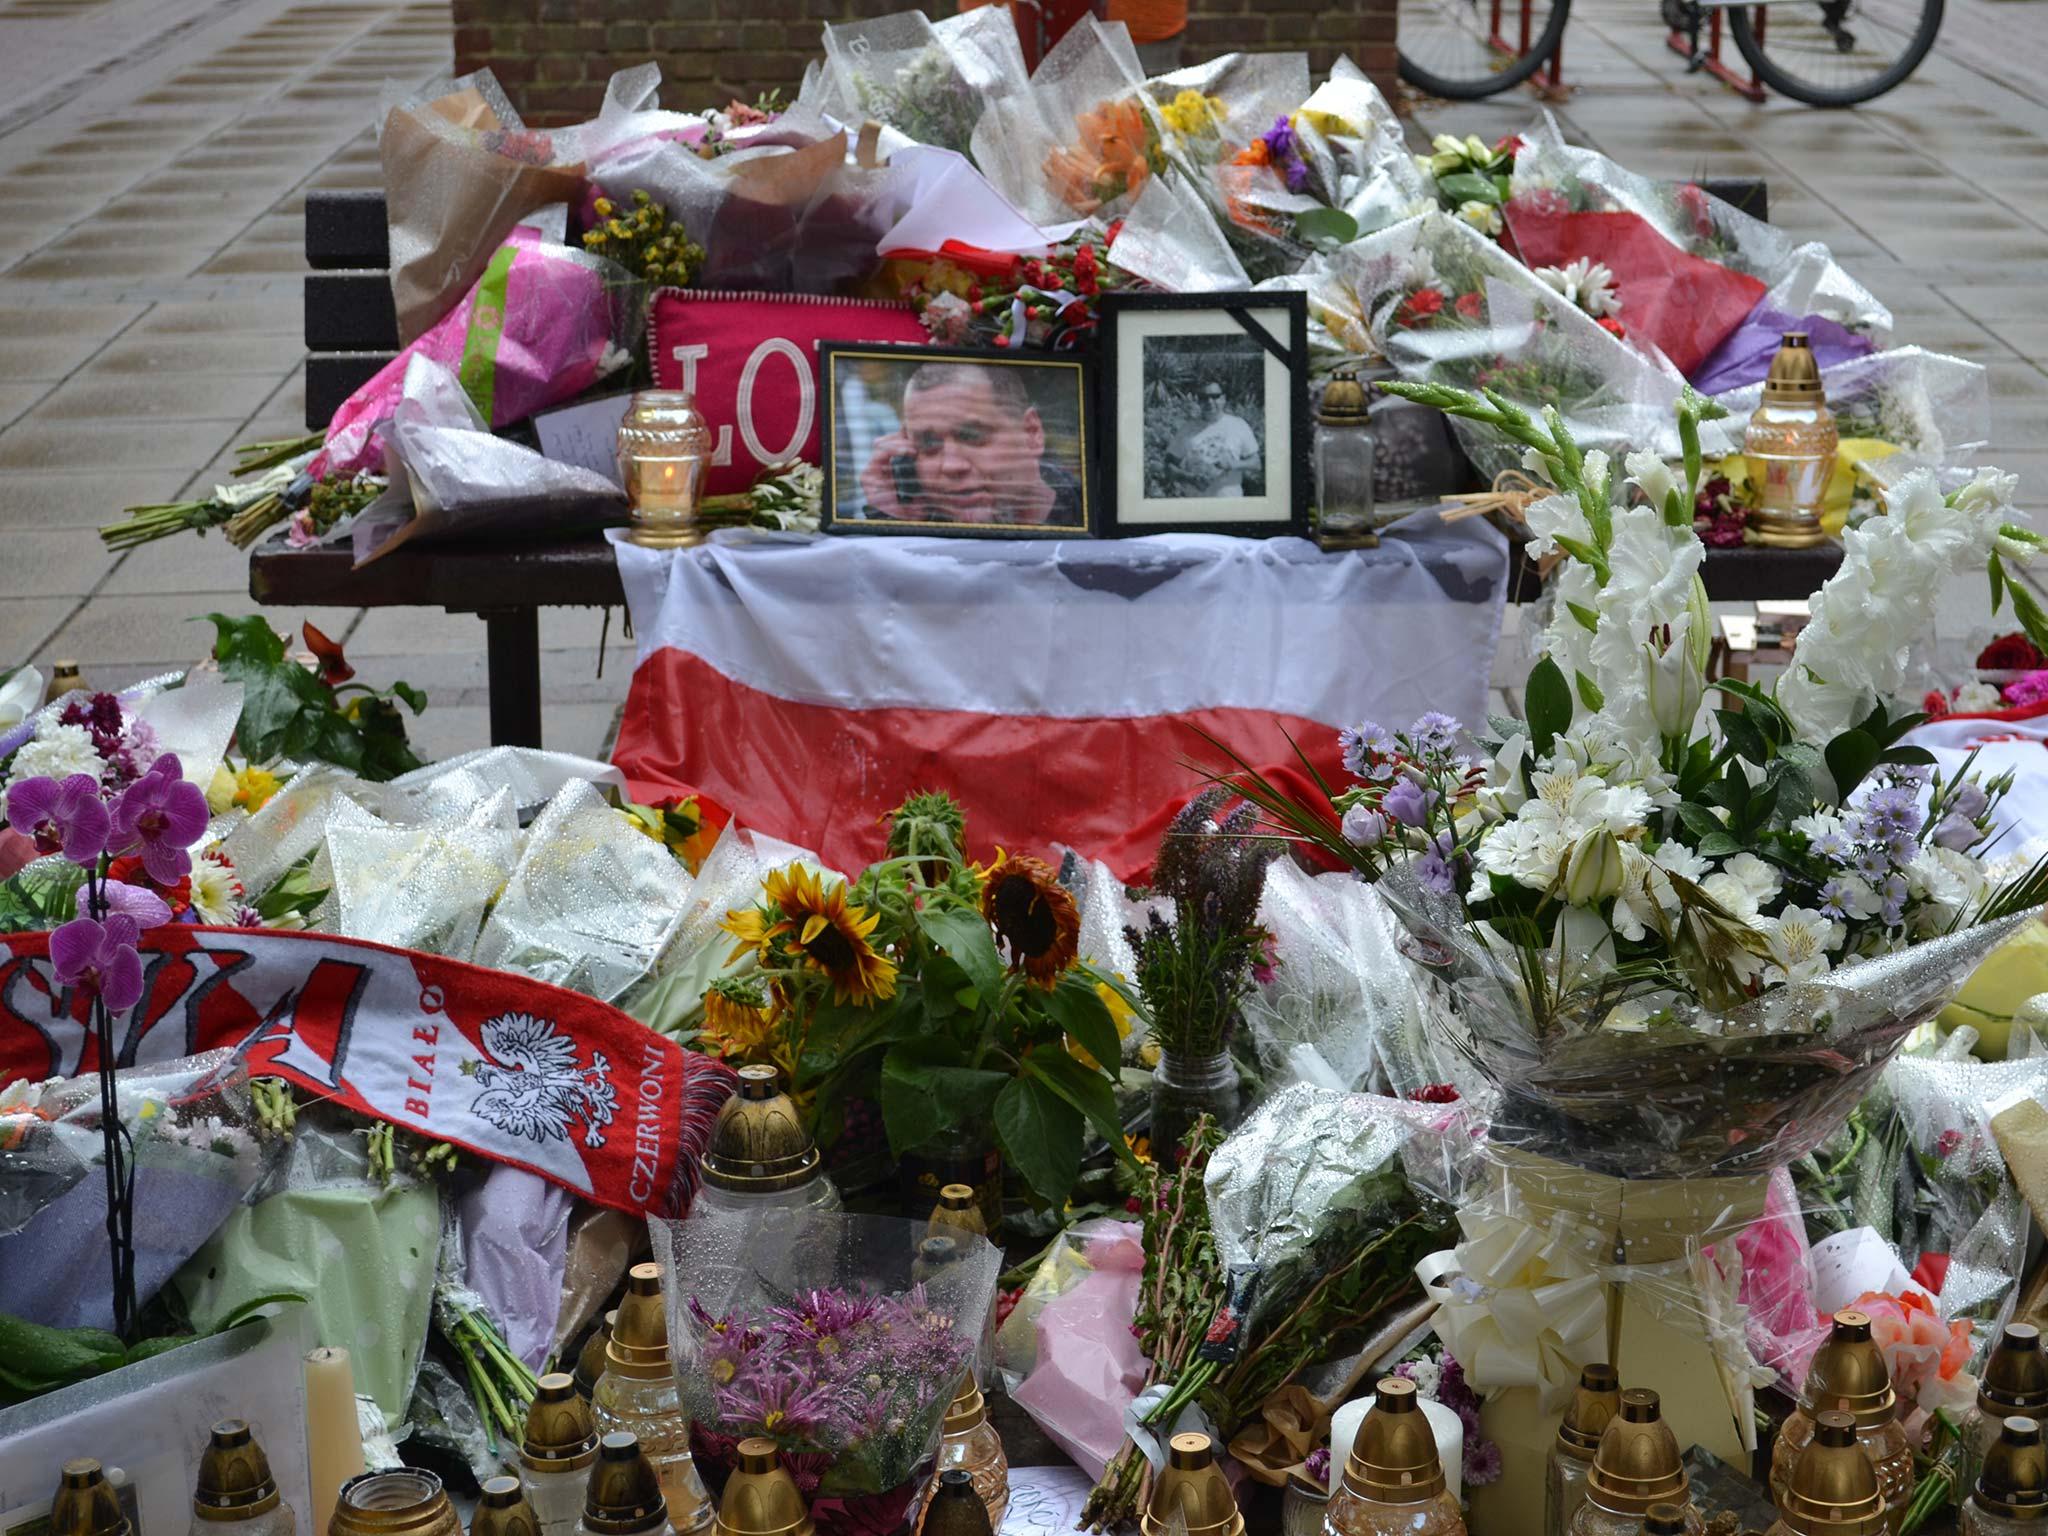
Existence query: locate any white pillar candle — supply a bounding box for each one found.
[305,1346,366,1536]
[1327,1394,1465,1504]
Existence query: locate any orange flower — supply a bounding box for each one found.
[1850,1290,1975,1413]
[1232,139,1273,169]
[1045,98,1152,217]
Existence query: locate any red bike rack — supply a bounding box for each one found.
[1667,7,1768,101]
[1487,0,1568,89]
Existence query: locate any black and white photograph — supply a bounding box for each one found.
[1142,334,1267,501]
[1097,292,1310,539]
[818,343,1092,538]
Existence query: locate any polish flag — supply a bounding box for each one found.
[608,525,1507,880]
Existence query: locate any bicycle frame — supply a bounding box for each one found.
[1485,0,1567,86]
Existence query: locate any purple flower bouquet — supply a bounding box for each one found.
[650,1210,1000,1534]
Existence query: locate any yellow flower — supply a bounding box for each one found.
[205,765,237,816]
[1296,106,1361,140]
[232,765,280,813]
[1160,89,1226,138]
[702,977,775,1058]
[1069,978,1138,1071]
[723,864,897,1005]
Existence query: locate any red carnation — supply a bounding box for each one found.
[1398,289,1446,327]
[1978,633,2046,671]
[1409,1083,1461,1103]
[1923,690,1952,720]
[1454,291,1484,320]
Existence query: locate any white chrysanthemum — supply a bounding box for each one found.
[1653,842,1710,883]
[1612,844,1679,942]
[188,852,243,926]
[1534,257,1621,319]
[7,723,103,789]
[1954,680,2003,713]
[1700,852,1781,924]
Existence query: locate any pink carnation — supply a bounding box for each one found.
[2003,669,2048,711]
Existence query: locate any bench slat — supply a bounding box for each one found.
[306,189,390,270]
[306,352,394,429]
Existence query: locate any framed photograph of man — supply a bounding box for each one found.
[818,344,1094,537]
[1097,291,1310,539]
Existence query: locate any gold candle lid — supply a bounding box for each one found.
[715,1437,815,1536]
[1799,1311,1897,1430]
[914,1234,962,1285]
[1984,1325,2048,1416]
[51,1460,129,1536]
[522,1372,598,1472]
[1778,1411,1886,1535]
[584,1435,668,1535]
[1557,1363,1623,1461]
[606,1264,671,1381]
[930,1183,988,1240]
[576,1312,616,1399]
[1762,333,1826,404]
[1142,1433,1244,1536]
[1587,1389,1687,1517]
[1641,1504,1689,1536]
[193,1420,280,1521]
[701,1065,821,1194]
[1318,369,1371,423]
[923,1471,994,1536]
[472,1479,539,1536]
[1342,1377,1445,1507]
[943,1368,989,1435]
[334,1471,452,1536]
[1980,1415,2048,1522]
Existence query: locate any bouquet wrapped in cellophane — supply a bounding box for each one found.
[1210,376,2048,1456]
[649,1208,999,1534]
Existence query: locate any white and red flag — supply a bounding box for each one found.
[609,525,1507,879]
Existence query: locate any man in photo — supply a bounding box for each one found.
[1169,382,1261,497]
[856,362,1084,526]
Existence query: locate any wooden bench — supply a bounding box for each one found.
[260,178,1834,748]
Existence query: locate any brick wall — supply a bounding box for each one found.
[453,1,1398,127]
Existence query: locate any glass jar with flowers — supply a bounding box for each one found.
[1129,789,1281,1167]
[716,792,1139,1221]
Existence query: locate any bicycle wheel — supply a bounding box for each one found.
[1727,0,1944,105]
[1398,0,1572,98]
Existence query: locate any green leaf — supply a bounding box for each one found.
[1575,672,1604,712]
[1525,656,1573,757]
[1715,708,1767,766]
[1776,740,1834,809]
[879,1041,1006,1155]
[1696,831,1742,859]
[1882,745,1937,768]
[390,681,428,714]
[1023,1046,1135,1170]
[1824,729,1882,803]
[1292,207,1359,246]
[994,1074,1083,1205]
[913,903,1004,1001]
[0,1312,126,1388]
[1991,554,2008,615]
[1565,600,1600,633]
[1040,974,1124,1077]
[1675,802,1725,841]
[204,612,286,668]
[1436,171,1501,206]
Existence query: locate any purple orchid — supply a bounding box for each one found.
[50,913,144,1013]
[78,880,172,930]
[6,774,110,866]
[108,754,206,885]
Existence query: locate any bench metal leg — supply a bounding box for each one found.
[483,608,543,748]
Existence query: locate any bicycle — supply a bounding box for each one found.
[1397,0,1944,106]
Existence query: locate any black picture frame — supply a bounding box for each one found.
[1095,290,1311,539]
[817,342,1095,538]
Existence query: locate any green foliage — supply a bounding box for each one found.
[205,614,425,781]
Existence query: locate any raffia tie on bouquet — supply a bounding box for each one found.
[1419,1202,1607,1413]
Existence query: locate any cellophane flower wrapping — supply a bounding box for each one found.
[1310,211,1690,478]
[1241,859,1488,1104]
[0,1050,276,1331]
[1689,242,1891,395]
[650,1208,1000,1507]
[1504,113,1890,383]
[993,1217,1150,1479]
[812,7,1026,157]
[174,1114,438,1427]
[967,16,1150,226]
[314,224,643,481]
[1383,857,2035,1183]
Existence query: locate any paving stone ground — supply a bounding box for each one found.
[0,0,2042,760]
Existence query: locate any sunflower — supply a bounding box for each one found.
[981,851,1081,987]
[724,865,897,1005]
[702,975,776,1058]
